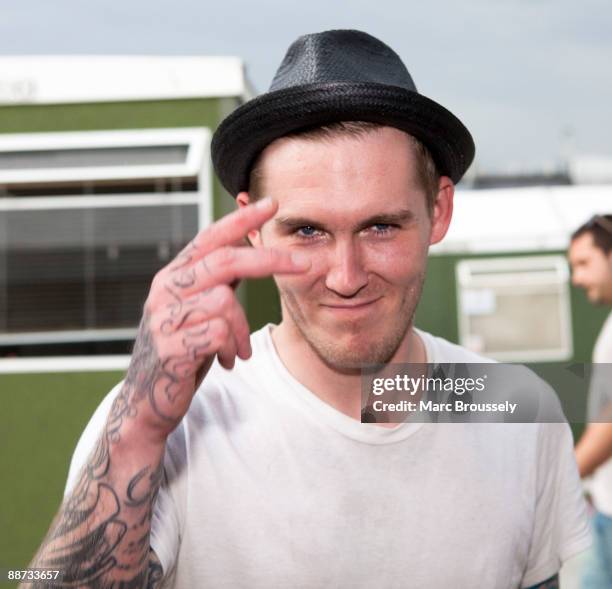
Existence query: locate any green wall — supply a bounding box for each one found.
[0,98,227,135]
[0,371,124,585]
[414,255,460,343]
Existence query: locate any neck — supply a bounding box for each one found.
[270,319,426,421]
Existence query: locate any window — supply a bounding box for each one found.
[456,256,573,361]
[0,144,189,171]
[0,128,206,188]
[0,128,211,355]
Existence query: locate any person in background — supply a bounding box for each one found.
[569,214,612,589]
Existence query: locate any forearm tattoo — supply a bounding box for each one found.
[27,316,167,588]
[27,242,221,588]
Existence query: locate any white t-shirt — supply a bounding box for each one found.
[65,326,590,589]
[589,311,612,515]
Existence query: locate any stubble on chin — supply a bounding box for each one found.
[277,279,424,372]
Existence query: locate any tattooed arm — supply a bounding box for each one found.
[24,197,308,588]
[22,376,167,588]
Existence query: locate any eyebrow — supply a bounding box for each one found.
[274,208,416,232]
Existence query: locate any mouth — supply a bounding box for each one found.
[320,297,381,314]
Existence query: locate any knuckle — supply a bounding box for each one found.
[145,278,167,313]
[202,222,218,239]
[234,303,248,327]
[265,248,283,265]
[151,269,166,291]
[214,284,234,309]
[213,319,230,343]
[268,247,281,259]
[216,246,236,266]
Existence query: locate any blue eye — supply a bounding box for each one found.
[372,223,392,234]
[296,226,319,238]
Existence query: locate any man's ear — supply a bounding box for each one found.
[429,176,454,246]
[236,191,263,246]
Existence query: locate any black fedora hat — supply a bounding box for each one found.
[211,29,475,196]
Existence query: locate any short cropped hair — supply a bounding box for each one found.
[571,215,612,254]
[248,121,440,215]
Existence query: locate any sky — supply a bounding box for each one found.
[1,0,611,173]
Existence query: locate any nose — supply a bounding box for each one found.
[324,238,368,297]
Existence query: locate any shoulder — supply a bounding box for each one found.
[593,311,612,362]
[602,311,612,335]
[415,328,496,364]
[416,328,566,423]
[65,382,123,496]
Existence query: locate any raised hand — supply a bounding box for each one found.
[123,196,309,441]
[24,198,310,588]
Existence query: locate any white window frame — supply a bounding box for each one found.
[455,255,573,362]
[0,127,207,183]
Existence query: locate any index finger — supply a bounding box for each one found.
[181,197,277,262]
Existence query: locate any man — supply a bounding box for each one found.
[569,214,612,589]
[26,30,589,588]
